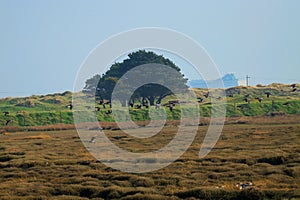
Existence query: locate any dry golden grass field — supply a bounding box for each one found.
[0,115,299,199]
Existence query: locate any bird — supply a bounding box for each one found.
[3,111,9,116]
[292,88,297,92]
[291,84,297,88]
[66,104,73,110]
[245,94,250,98]
[237,104,247,110]
[106,109,112,114]
[169,105,173,112]
[216,96,223,101]
[244,98,250,103]
[265,92,271,98]
[204,92,210,98]
[197,97,204,103]
[129,102,134,108]
[255,97,263,103]
[89,137,96,143]
[283,102,290,106]
[5,119,12,126]
[95,107,101,111]
[169,100,179,105]
[136,104,142,109]
[142,99,149,106]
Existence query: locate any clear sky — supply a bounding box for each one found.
[0,0,299,98]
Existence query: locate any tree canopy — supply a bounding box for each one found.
[83,50,188,106]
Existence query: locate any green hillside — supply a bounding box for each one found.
[0,83,299,126]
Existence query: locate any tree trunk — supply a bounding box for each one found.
[149,96,155,106]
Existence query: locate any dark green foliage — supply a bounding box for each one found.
[257,156,286,165]
[83,50,188,105]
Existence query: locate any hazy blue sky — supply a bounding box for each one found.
[0,0,299,98]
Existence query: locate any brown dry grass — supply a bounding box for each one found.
[0,117,299,199]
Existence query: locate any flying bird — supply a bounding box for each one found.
[216,96,223,101]
[106,109,112,114]
[95,107,101,111]
[66,104,73,110]
[283,102,290,106]
[237,104,247,110]
[197,97,204,103]
[264,92,271,98]
[204,92,210,98]
[245,94,250,98]
[5,120,12,126]
[255,97,263,103]
[142,100,149,107]
[291,84,297,88]
[136,104,142,109]
[169,105,173,112]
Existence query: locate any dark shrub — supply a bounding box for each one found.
[236,188,263,200]
[0,155,12,162]
[257,156,286,165]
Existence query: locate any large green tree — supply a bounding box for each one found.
[83,50,188,106]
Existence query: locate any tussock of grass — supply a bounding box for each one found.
[23,133,52,140]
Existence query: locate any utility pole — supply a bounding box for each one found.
[246,75,250,87]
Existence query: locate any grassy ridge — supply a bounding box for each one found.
[0,83,300,126]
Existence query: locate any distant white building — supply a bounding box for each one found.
[238,79,247,86]
[188,73,239,88]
